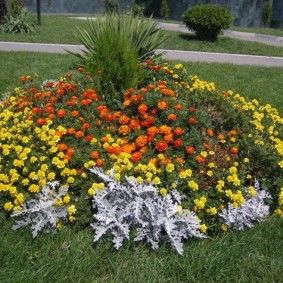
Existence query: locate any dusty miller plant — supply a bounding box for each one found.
[89,167,206,255]
[219,179,272,230]
[11,181,69,238]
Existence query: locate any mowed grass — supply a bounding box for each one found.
[1,15,283,57]
[0,51,283,282]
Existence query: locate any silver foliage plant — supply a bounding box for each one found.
[219,179,272,230]
[11,181,69,238]
[89,167,206,255]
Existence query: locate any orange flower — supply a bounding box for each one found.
[81,122,90,130]
[71,110,79,117]
[196,155,205,163]
[173,139,183,147]
[147,126,159,136]
[66,128,75,135]
[217,133,225,140]
[164,133,173,143]
[129,119,140,130]
[186,146,195,155]
[56,89,65,95]
[118,125,130,135]
[136,135,148,147]
[155,141,168,152]
[157,100,167,110]
[119,115,131,125]
[174,127,183,136]
[58,143,68,151]
[75,131,84,138]
[138,104,148,114]
[159,125,171,135]
[207,129,214,137]
[47,114,55,120]
[174,104,183,110]
[80,99,92,106]
[84,135,93,142]
[188,117,197,124]
[96,159,104,167]
[167,113,177,121]
[230,147,238,154]
[36,118,46,125]
[57,109,66,118]
[188,107,196,113]
[159,88,175,96]
[105,114,116,122]
[46,106,54,113]
[176,157,185,166]
[148,158,158,165]
[147,84,155,90]
[131,151,143,163]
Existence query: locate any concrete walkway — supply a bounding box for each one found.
[0,21,283,67]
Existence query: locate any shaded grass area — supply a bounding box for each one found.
[230,26,283,37]
[161,31,283,57]
[1,213,282,283]
[0,15,283,57]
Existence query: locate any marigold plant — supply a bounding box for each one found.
[0,61,282,244]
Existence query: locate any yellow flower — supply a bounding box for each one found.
[67,177,75,184]
[4,202,13,211]
[28,184,40,193]
[188,180,199,191]
[247,186,256,197]
[221,224,228,232]
[67,205,77,215]
[166,163,175,173]
[160,188,167,196]
[47,172,56,180]
[199,224,207,233]
[153,177,161,185]
[88,188,95,196]
[63,194,70,204]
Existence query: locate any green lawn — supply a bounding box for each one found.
[1,50,283,282]
[1,15,283,57]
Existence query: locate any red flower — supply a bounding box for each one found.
[230,147,238,154]
[186,146,195,155]
[174,127,184,136]
[155,141,168,152]
[167,113,177,121]
[131,151,143,163]
[138,104,148,114]
[188,117,197,124]
[173,139,183,147]
[57,109,66,118]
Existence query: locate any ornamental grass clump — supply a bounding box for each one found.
[70,12,166,106]
[0,61,283,253]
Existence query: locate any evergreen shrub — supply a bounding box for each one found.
[182,4,232,41]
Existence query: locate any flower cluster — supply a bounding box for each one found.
[0,61,282,237]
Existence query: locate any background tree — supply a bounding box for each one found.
[262,0,272,28]
[160,0,169,19]
[0,0,7,22]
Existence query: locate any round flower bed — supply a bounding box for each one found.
[1,61,282,254]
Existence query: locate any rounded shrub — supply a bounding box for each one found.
[182,4,232,41]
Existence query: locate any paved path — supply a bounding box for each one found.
[1,21,283,67]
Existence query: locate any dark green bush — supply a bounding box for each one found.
[182,4,232,41]
[104,0,119,14]
[262,0,272,28]
[0,0,7,22]
[7,0,23,17]
[160,0,169,19]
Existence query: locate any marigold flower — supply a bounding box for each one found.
[70,110,79,117]
[75,131,84,138]
[155,141,168,152]
[118,125,130,135]
[90,150,99,159]
[119,115,131,125]
[230,147,238,154]
[138,104,148,114]
[196,155,205,163]
[186,146,195,155]
[217,133,225,140]
[174,104,183,110]
[157,100,167,110]
[173,127,183,136]
[173,139,183,147]
[131,151,143,163]
[58,143,68,151]
[136,135,148,148]
[96,159,104,167]
[207,129,214,137]
[167,113,177,121]
[159,125,171,135]
[159,88,175,96]
[36,118,46,125]
[57,109,66,118]
[188,117,197,124]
